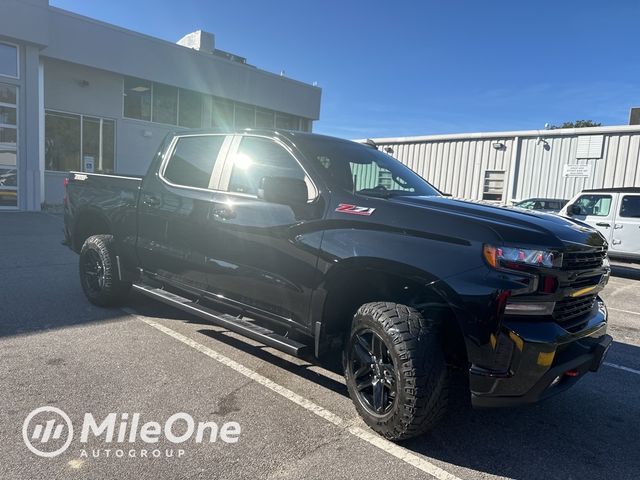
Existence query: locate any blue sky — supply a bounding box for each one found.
[51,0,640,139]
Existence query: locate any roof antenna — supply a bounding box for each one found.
[364,139,377,149]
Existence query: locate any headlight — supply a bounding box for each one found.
[483,244,562,270]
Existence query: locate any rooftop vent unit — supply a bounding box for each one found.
[177,30,215,54]
[177,30,247,65]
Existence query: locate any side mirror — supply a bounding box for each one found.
[258,176,308,205]
[568,204,582,216]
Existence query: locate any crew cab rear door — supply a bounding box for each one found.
[136,133,232,291]
[610,193,640,258]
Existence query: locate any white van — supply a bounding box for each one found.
[560,188,640,261]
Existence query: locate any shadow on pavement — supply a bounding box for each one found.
[0,213,129,338]
[611,263,640,281]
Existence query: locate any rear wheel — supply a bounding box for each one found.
[79,234,131,307]
[344,302,448,440]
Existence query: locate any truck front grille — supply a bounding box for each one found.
[562,250,606,271]
[552,294,597,331]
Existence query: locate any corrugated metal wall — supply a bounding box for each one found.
[369,126,640,203]
[375,138,514,200]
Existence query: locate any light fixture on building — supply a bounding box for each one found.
[492,142,505,150]
[384,146,394,154]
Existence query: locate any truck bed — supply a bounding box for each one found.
[64,171,143,254]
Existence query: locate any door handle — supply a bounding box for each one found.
[614,224,623,229]
[211,207,236,220]
[143,194,161,206]
[595,222,610,227]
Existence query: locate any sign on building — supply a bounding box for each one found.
[563,164,591,178]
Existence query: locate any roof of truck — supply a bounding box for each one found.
[583,187,640,194]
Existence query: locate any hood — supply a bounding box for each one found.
[392,196,607,251]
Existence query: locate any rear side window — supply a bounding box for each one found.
[574,194,612,216]
[228,136,305,196]
[619,195,640,218]
[163,135,225,189]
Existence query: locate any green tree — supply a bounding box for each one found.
[549,120,602,129]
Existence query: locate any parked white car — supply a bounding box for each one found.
[560,188,640,261]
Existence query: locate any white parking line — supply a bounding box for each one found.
[125,309,462,480]
[608,307,640,317]
[603,362,640,376]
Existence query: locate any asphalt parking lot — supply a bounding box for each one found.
[1,212,639,480]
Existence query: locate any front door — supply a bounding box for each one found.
[610,193,640,258]
[204,134,323,328]
[571,193,616,242]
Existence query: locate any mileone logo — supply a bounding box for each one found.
[23,406,241,458]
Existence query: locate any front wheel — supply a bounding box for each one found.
[344,302,448,441]
[79,234,131,307]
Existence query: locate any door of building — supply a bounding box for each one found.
[0,83,18,209]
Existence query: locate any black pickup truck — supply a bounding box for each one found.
[64,129,612,440]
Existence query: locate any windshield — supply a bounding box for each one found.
[295,136,440,198]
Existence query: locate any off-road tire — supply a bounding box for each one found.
[79,234,131,307]
[344,302,448,441]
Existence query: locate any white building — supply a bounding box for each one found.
[366,125,640,203]
[0,0,321,210]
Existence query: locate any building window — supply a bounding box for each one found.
[178,89,203,128]
[45,111,116,173]
[123,76,152,121]
[0,42,18,78]
[0,82,17,208]
[122,76,308,133]
[299,118,312,132]
[234,103,255,129]
[82,117,116,173]
[255,108,274,128]
[212,98,234,129]
[275,112,297,130]
[152,83,178,125]
[482,170,505,201]
[0,83,17,148]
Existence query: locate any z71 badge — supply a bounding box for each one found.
[335,203,376,216]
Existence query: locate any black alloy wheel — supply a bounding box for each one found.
[82,248,106,295]
[347,328,398,416]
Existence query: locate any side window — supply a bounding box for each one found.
[619,195,640,218]
[228,136,305,196]
[574,194,612,217]
[163,135,226,189]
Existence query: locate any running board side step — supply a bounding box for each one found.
[131,284,308,357]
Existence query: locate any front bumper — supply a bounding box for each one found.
[470,297,611,408]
